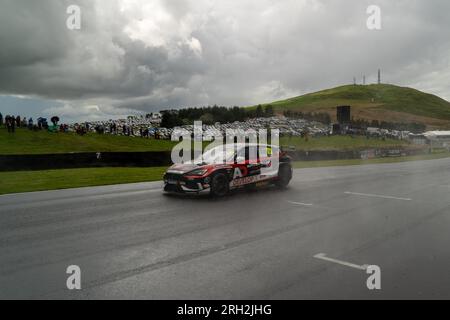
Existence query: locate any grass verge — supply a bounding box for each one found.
[293,151,450,169]
[280,135,409,151]
[0,167,168,195]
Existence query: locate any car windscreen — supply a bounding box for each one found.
[199,146,236,164]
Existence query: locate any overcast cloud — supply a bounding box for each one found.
[0,0,449,122]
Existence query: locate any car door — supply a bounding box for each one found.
[259,145,279,177]
[245,145,262,177]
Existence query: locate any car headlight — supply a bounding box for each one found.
[186,168,208,176]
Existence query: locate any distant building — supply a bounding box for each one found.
[409,134,428,145]
[337,106,351,124]
[424,131,450,149]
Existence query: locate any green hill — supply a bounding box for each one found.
[0,128,177,155]
[254,84,450,128]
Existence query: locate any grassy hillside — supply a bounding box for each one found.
[280,135,409,151]
[254,84,450,128]
[0,127,177,155]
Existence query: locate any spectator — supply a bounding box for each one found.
[10,115,16,133]
[51,116,60,126]
[5,115,11,132]
[28,118,33,130]
[16,115,21,128]
[0,112,3,126]
[95,124,105,134]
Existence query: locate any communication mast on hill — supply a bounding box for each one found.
[363,75,366,85]
[378,69,381,84]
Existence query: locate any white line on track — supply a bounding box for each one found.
[314,253,369,271]
[287,201,313,207]
[344,191,412,201]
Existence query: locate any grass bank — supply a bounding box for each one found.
[0,167,168,195]
[0,127,176,155]
[280,135,409,151]
[292,151,450,169]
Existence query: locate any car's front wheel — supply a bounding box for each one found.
[210,172,230,197]
[275,163,292,189]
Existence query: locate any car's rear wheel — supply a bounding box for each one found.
[210,173,229,197]
[275,163,292,188]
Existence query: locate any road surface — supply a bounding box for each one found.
[1,158,450,299]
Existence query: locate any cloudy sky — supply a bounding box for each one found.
[0,0,449,122]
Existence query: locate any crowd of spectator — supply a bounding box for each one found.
[0,110,423,143]
[0,112,71,134]
[63,116,330,140]
[1,114,35,133]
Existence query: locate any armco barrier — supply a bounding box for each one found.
[0,152,172,172]
[286,146,429,161]
[286,150,359,161]
[0,147,429,172]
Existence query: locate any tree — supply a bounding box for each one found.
[265,105,274,117]
[256,105,264,118]
[200,113,214,125]
[160,111,183,129]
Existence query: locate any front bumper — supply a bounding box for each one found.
[163,172,211,194]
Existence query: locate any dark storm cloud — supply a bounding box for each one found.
[0,0,449,120]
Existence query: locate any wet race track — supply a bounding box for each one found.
[1,158,450,299]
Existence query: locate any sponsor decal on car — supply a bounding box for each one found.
[230,174,273,188]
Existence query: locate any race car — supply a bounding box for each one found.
[163,143,293,197]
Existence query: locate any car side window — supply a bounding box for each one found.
[235,147,246,163]
[247,146,258,163]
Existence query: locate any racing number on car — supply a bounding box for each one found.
[233,166,247,179]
